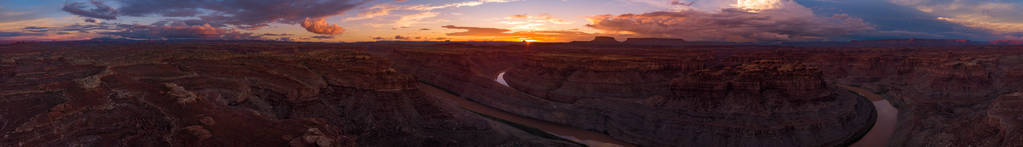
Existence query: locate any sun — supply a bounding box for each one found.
[517,37,540,42]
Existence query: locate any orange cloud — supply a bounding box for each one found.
[301,17,345,35]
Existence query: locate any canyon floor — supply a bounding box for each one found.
[2,41,1023,146]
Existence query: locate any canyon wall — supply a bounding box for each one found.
[388,46,876,146]
[0,42,571,146]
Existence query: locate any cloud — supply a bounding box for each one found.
[441,25,593,41]
[371,35,449,41]
[796,0,1001,40]
[395,12,439,27]
[0,31,43,37]
[346,0,517,22]
[259,33,294,37]
[311,35,335,39]
[501,14,572,30]
[61,0,118,20]
[587,0,874,42]
[100,21,259,40]
[671,0,695,6]
[60,22,122,33]
[302,18,345,35]
[937,17,1023,33]
[61,0,369,34]
[344,4,399,21]
[442,25,511,36]
[407,0,518,11]
[884,0,1023,38]
[23,26,49,33]
[394,35,410,40]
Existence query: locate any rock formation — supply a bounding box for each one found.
[0,41,571,146]
[388,45,876,146]
[6,40,1023,146]
[622,38,686,46]
[991,40,1023,45]
[570,36,620,45]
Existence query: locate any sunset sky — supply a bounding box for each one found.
[1,0,1022,42]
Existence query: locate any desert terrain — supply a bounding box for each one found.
[2,39,1022,146]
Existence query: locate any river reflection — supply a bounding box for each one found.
[844,86,899,147]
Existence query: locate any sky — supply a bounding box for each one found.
[0,0,1021,42]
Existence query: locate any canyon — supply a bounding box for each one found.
[2,40,1022,146]
[0,41,573,146]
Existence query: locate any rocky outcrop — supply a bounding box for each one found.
[850,38,974,47]
[389,45,876,146]
[986,92,1023,145]
[623,38,686,46]
[508,57,874,146]
[591,36,619,43]
[505,53,705,103]
[865,51,1023,146]
[570,36,620,45]
[991,40,1023,45]
[0,41,570,146]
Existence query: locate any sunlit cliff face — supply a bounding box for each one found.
[734,0,786,12]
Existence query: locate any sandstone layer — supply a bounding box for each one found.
[386,45,876,147]
[0,41,571,146]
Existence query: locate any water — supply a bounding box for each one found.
[495,71,510,87]
[843,86,899,147]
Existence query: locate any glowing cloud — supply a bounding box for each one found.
[302,18,345,35]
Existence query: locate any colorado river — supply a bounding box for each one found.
[842,85,899,147]
[496,71,510,87]
[480,72,891,146]
[419,75,631,146]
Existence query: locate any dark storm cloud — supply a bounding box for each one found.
[61,0,118,20]
[23,27,50,33]
[0,31,43,37]
[795,0,999,40]
[394,35,410,40]
[61,0,370,34]
[311,36,335,39]
[100,21,259,40]
[61,23,123,33]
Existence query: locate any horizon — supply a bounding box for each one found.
[2,36,1020,45]
[1,0,1022,42]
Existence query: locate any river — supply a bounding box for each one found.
[483,72,895,146]
[842,85,899,147]
[419,72,631,147]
